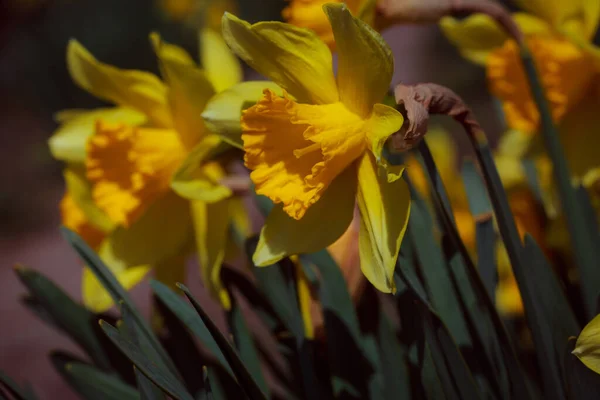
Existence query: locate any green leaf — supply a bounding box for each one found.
[420,139,536,399]
[15,266,111,370]
[376,303,411,399]
[178,284,268,400]
[0,371,36,400]
[462,160,497,299]
[245,238,321,400]
[420,304,482,400]
[100,320,194,400]
[227,297,270,397]
[407,188,472,348]
[473,142,566,399]
[60,227,179,378]
[135,367,166,400]
[150,280,234,378]
[302,251,374,398]
[521,49,600,319]
[52,354,139,400]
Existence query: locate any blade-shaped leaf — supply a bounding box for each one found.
[178,284,268,400]
[0,371,36,400]
[227,297,270,397]
[15,267,111,369]
[100,320,194,400]
[61,227,179,377]
[135,367,165,400]
[150,280,234,378]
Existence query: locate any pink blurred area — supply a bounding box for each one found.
[0,4,496,398]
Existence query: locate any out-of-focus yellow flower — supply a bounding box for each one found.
[283,0,375,49]
[441,0,600,177]
[220,4,410,293]
[573,313,600,375]
[49,31,247,312]
[158,0,236,28]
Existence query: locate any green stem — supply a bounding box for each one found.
[520,48,600,319]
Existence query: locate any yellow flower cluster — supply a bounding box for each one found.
[50,1,411,315]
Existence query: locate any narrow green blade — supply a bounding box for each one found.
[135,367,165,400]
[178,284,268,400]
[227,297,270,397]
[0,371,35,400]
[150,280,235,378]
[60,227,179,377]
[15,266,111,369]
[100,320,194,400]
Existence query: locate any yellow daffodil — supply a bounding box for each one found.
[282,0,375,49]
[573,313,600,375]
[219,4,410,293]
[49,31,248,312]
[441,0,600,177]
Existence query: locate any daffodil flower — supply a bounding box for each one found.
[282,0,375,49]
[219,3,410,293]
[440,0,600,176]
[49,31,249,311]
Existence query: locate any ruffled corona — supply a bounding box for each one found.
[242,89,366,220]
[487,36,595,133]
[86,122,186,227]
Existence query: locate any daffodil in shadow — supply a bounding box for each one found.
[49,30,249,312]
[220,3,410,293]
[441,0,600,177]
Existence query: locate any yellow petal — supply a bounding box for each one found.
[200,28,242,93]
[67,40,171,127]
[151,34,215,148]
[83,266,152,312]
[82,240,152,312]
[86,122,186,227]
[104,192,192,267]
[221,13,338,104]
[154,253,188,290]
[513,13,554,37]
[60,191,106,250]
[364,103,404,163]
[63,165,114,233]
[515,0,587,36]
[440,14,508,65]
[581,1,600,40]
[559,90,600,177]
[191,199,231,309]
[202,81,283,149]
[171,135,232,202]
[49,107,146,163]
[242,90,366,220]
[229,196,252,239]
[573,313,600,374]
[253,165,357,266]
[324,3,393,117]
[487,36,596,133]
[356,152,410,293]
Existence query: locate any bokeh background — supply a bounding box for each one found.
[0,0,506,398]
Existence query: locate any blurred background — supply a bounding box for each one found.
[0,0,505,398]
